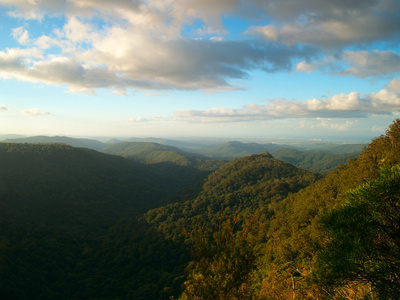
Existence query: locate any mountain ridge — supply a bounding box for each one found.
[3,135,109,151]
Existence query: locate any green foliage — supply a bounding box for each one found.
[180,215,263,300]
[144,152,320,241]
[272,147,360,174]
[101,141,226,192]
[254,119,400,299]
[315,165,400,299]
[82,218,188,299]
[0,143,203,299]
[2,119,400,299]
[101,141,194,165]
[101,141,225,171]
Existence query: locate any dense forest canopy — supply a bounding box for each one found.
[0,119,399,299]
[177,119,400,299]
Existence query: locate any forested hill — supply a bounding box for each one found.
[297,142,366,153]
[0,143,213,299]
[100,141,223,171]
[197,141,283,159]
[272,147,360,174]
[3,135,108,151]
[174,119,400,299]
[144,151,321,239]
[0,143,186,221]
[1,120,399,299]
[100,142,226,201]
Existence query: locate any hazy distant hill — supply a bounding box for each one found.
[126,137,207,152]
[295,143,366,153]
[101,141,225,171]
[101,142,195,164]
[197,141,284,159]
[0,134,25,141]
[3,135,108,151]
[272,147,360,174]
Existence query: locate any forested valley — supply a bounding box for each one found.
[0,120,399,299]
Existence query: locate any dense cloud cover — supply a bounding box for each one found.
[0,0,400,121]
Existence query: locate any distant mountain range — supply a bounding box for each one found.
[195,141,283,159]
[0,134,26,141]
[101,141,208,167]
[271,147,360,174]
[295,143,366,153]
[2,135,365,175]
[3,135,108,151]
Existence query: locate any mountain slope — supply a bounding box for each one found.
[2,120,396,299]
[144,151,321,239]
[3,135,108,151]
[0,134,25,141]
[209,119,400,299]
[135,151,320,298]
[0,143,201,299]
[296,143,366,153]
[198,141,283,159]
[272,147,360,174]
[0,143,182,222]
[174,119,400,300]
[100,142,226,198]
[126,137,208,152]
[101,141,202,166]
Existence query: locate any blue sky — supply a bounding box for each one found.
[0,0,400,141]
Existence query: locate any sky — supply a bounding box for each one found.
[0,0,400,142]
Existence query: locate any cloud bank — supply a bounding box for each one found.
[174,84,400,122]
[0,0,398,93]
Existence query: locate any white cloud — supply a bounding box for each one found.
[174,107,261,123]
[127,116,164,123]
[248,15,400,49]
[174,88,400,123]
[295,50,400,78]
[0,48,43,77]
[20,108,51,116]
[247,0,400,48]
[388,78,400,91]
[0,23,316,92]
[0,0,399,93]
[0,0,67,20]
[0,105,8,111]
[340,50,400,77]
[12,27,30,45]
[299,119,354,131]
[295,61,316,73]
[113,90,128,96]
[63,17,95,44]
[128,117,149,123]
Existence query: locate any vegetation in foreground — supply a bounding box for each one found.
[177,119,400,299]
[0,120,398,299]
